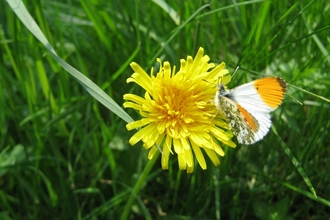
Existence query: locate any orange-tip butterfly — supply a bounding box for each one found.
[215,77,287,145]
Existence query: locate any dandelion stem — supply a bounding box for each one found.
[120,150,160,220]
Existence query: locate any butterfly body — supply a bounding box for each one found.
[215,77,287,145]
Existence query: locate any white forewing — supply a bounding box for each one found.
[229,82,274,113]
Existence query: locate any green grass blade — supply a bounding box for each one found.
[281,181,330,207]
[301,4,330,64]
[197,0,266,18]
[152,0,181,25]
[289,84,330,103]
[27,166,58,207]
[6,0,133,124]
[111,44,141,82]
[80,0,112,51]
[254,0,271,44]
[149,3,211,65]
[272,126,317,197]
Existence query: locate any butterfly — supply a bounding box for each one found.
[215,77,287,144]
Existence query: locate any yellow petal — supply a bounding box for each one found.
[209,126,230,142]
[123,102,143,111]
[210,139,225,156]
[204,147,220,166]
[184,147,193,168]
[129,62,153,94]
[173,138,182,154]
[126,118,152,130]
[128,123,157,145]
[161,143,170,170]
[123,94,149,105]
[178,153,186,170]
[163,62,172,79]
[148,146,158,160]
[186,164,194,173]
[164,135,173,154]
[190,140,206,170]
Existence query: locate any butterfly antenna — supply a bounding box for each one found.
[231,66,240,79]
[202,78,217,85]
[210,110,220,122]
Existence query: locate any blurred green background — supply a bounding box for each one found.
[1,0,330,219]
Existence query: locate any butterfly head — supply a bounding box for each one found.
[216,77,231,97]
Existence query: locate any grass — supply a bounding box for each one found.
[1,0,330,219]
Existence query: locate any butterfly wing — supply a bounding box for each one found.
[230,77,287,113]
[215,77,286,144]
[217,96,272,145]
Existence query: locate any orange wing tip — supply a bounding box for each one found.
[254,77,287,109]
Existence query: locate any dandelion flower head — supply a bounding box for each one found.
[123,47,236,173]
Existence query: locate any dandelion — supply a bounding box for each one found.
[123,47,236,173]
